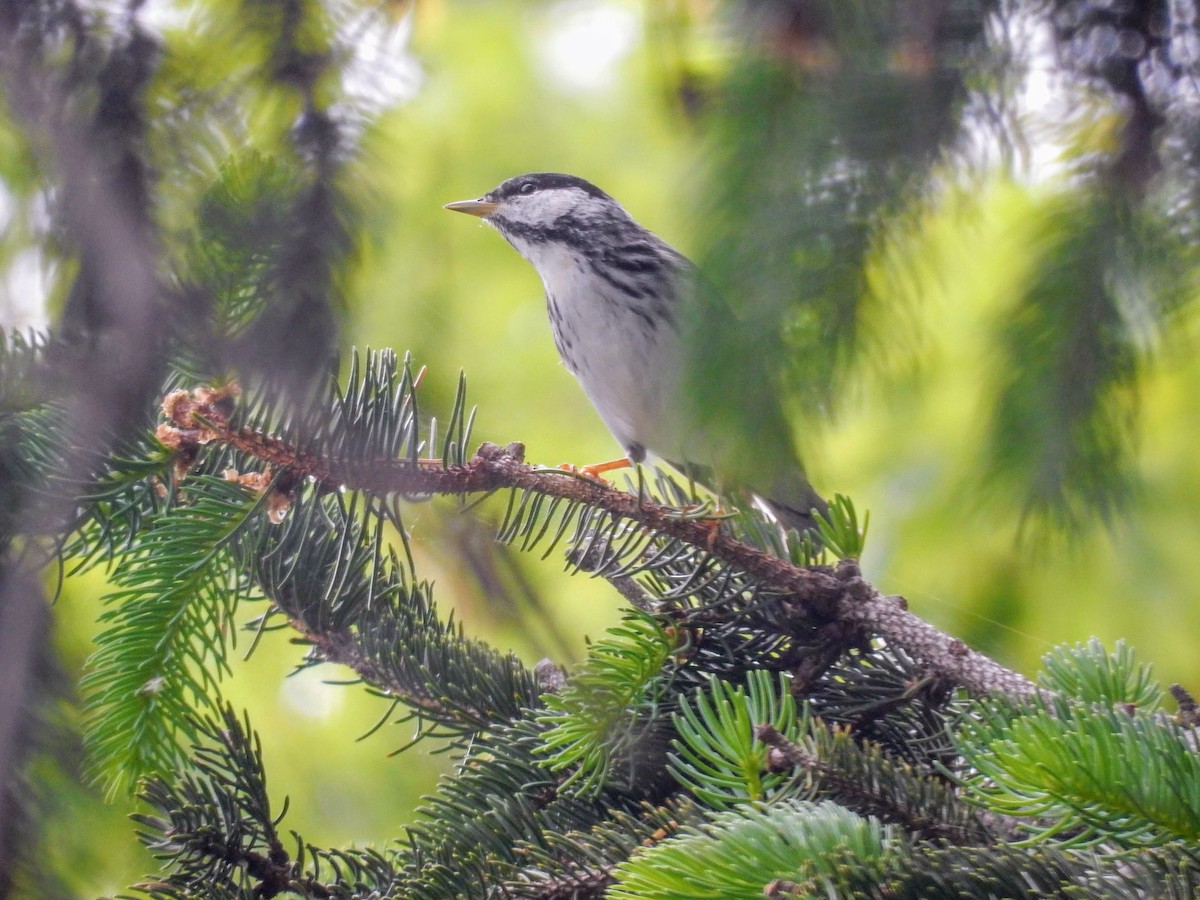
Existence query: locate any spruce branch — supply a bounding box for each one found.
[132,706,400,898]
[538,615,677,797]
[80,475,263,794]
[163,384,1037,700]
[250,484,538,736]
[296,623,477,720]
[957,675,1200,847]
[668,671,800,809]
[754,722,991,844]
[504,800,695,900]
[606,800,894,899]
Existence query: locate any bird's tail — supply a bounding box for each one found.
[759,468,828,537]
[666,455,827,538]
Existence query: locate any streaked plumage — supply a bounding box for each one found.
[446,172,825,532]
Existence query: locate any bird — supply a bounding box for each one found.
[444,172,826,534]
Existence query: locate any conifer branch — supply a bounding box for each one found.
[296,623,491,724]
[754,723,987,844]
[163,386,1037,700]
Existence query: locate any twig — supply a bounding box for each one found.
[164,390,1038,699]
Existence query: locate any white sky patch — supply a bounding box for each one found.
[1016,14,1073,182]
[1,190,59,331]
[0,248,51,331]
[337,2,424,113]
[955,6,1096,185]
[533,0,641,95]
[135,0,197,36]
[280,664,345,720]
[0,181,13,236]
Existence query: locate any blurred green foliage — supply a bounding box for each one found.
[5,0,1200,893]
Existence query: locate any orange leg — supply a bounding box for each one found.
[559,457,632,480]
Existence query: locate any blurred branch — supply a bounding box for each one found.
[0,567,49,896]
[162,385,1037,700]
[1046,0,1167,194]
[228,0,350,392]
[0,0,167,877]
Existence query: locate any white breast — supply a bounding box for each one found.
[528,241,687,462]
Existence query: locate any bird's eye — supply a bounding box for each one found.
[518,181,535,195]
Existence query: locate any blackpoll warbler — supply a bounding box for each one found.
[446,173,826,533]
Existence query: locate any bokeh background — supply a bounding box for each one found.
[4,0,1200,894]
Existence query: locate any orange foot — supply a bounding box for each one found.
[702,517,722,551]
[559,457,631,480]
[666,501,729,550]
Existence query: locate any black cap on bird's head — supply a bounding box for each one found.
[444,173,613,220]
